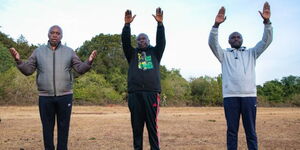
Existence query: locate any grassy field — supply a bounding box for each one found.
[1,106,300,150]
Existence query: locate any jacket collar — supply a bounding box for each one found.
[47,41,62,50]
[228,46,246,52]
[137,45,153,52]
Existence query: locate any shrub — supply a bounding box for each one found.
[73,71,123,105]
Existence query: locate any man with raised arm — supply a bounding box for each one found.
[121,7,166,150]
[9,25,97,150]
[208,2,273,150]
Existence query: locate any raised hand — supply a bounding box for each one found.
[124,10,136,24]
[88,50,97,62]
[9,47,20,61]
[215,7,226,25]
[152,7,163,23]
[259,2,271,21]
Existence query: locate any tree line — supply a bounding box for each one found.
[0,31,299,106]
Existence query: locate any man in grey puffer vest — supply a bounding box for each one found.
[208,2,272,150]
[9,25,97,150]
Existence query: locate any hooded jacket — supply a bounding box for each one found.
[209,24,273,98]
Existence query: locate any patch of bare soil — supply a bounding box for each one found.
[1,106,299,150]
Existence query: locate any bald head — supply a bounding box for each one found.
[48,25,63,47]
[228,32,243,49]
[137,33,150,49]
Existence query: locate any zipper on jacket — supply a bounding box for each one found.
[53,51,56,96]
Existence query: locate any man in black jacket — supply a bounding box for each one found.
[121,7,166,150]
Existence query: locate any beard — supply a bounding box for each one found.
[138,43,149,49]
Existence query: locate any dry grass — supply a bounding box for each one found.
[1,106,300,150]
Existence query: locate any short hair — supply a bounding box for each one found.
[228,32,243,40]
[137,33,149,41]
[48,25,63,35]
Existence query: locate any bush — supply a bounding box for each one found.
[73,71,123,105]
[288,94,300,107]
[0,67,38,105]
[0,43,15,73]
[161,69,191,106]
[190,75,222,106]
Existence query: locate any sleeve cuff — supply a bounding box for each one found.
[85,60,92,66]
[211,27,219,34]
[16,60,23,65]
[264,23,272,28]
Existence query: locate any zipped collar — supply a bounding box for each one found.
[47,41,62,50]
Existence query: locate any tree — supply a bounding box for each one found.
[281,75,300,97]
[0,43,15,73]
[76,34,130,94]
[190,75,222,106]
[261,80,284,102]
[17,34,28,44]
[161,68,191,105]
[0,31,36,59]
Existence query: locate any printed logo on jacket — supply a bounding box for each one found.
[138,51,153,70]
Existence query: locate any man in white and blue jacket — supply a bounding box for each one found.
[208,2,273,150]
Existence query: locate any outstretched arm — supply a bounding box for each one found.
[153,7,166,61]
[122,9,135,63]
[72,50,96,75]
[9,47,37,76]
[208,7,226,62]
[252,2,273,58]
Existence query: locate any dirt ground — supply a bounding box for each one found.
[0,106,300,150]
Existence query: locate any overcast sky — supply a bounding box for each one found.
[0,0,299,85]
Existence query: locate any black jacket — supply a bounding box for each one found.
[121,23,166,93]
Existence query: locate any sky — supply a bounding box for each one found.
[0,0,299,85]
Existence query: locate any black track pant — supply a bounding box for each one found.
[128,92,160,150]
[39,94,73,150]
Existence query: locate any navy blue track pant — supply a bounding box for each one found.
[224,97,258,150]
[39,94,73,150]
[128,92,160,150]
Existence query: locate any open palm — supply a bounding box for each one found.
[124,10,136,24]
[259,2,271,20]
[9,48,20,61]
[152,7,163,23]
[215,7,226,24]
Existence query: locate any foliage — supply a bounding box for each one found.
[0,67,38,105]
[0,43,15,73]
[0,32,36,59]
[161,68,191,106]
[190,75,222,106]
[259,80,284,102]
[73,71,123,104]
[76,34,130,95]
[0,30,299,106]
[281,75,300,97]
